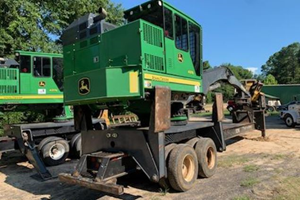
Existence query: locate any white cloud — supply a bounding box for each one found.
[246,67,258,74]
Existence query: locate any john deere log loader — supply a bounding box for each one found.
[0,51,94,179]
[59,0,266,195]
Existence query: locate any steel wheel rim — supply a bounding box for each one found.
[49,143,65,160]
[182,154,195,182]
[286,117,293,126]
[206,147,216,169]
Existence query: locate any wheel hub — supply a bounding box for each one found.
[182,155,195,182]
[49,143,65,160]
[286,117,293,126]
[206,147,216,169]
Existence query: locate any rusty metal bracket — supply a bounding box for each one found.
[150,86,171,133]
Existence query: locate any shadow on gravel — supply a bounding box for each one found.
[265,116,295,130]
[0,152,154,199]
[0,115,295,200]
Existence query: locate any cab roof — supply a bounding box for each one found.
[124,0,201,28]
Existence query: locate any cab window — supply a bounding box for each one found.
[175,14,188,51]
[189,23,201,76]
[20,56,31,73]
[53,57,64,91]
[163,8,173,39]
[33,57,51,77]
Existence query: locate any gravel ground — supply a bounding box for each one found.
[1,115,300,200]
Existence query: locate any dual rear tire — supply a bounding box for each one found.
[164,138,217,192]
[38,137,70,166]
[38,133,82,166]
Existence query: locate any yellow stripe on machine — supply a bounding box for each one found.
[0,95,64,100]
[129,72,139,93]
[144,73,200,86]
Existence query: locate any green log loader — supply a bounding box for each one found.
[59,0,266,194]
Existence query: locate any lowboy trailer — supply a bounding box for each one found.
[59,0,266,195]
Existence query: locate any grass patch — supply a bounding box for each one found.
[232,195,251,200]
[271,154,285,160]
[192,110,231,117]
[267,111,280,116]
[218,155,250,168]
[241,177,260,187]
[158,187,169,196]
[243,164,259,172]
[274,177,300,200]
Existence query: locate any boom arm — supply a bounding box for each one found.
[202,67,250,97]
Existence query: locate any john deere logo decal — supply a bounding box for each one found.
[39,81,46,87]
[178,53,184,63]
[79,78,90,95]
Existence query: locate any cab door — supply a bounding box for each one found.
[165,13,201,79]
[32,56,52,95]
[165,14,191,77]
[19,55,32,94]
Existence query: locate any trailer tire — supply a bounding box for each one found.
[38,136,62,152]
[195,138,217,178]
[39,137,69,166]
[70,133,82,158]
[285,114,296,128]
[168,144,198,192]
[186,137,200,148]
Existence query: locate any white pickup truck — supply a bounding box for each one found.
[280,103,300,127]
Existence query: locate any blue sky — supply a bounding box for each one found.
[113,0,300,74]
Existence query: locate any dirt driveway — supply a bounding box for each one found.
[1,116,300,200]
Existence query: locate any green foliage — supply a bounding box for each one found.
[0,112,25,136]
[203,60,211,70]
[253,74,265,82]
[264,74,278,85]
[0,0,124,56]
[0,111,46,136]
[262,42,300,84]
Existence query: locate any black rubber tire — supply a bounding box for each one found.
[70,133,82,158]
[167,144,198,192]
[40,138,69,166]
[74,137,82,157]
[38,136,62,152]
[195,138,217,178]
[285,114,296,128]
[186,138,200,148]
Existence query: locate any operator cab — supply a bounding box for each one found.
[14,51,64,93]
[124,0,202,78]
